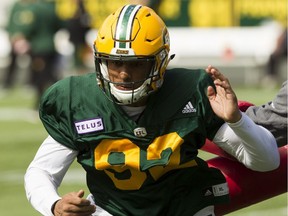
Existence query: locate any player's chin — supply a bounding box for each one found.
[114,85,134,91]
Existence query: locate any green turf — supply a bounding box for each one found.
[0,86,286,215]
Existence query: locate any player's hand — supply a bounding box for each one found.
[53,189,96,216]
[205,65,241,123]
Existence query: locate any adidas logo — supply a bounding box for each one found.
[182,101,197,113]
[204,189,213,196]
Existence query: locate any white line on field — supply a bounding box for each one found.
[0,108,40,122]
[1,169,86,184]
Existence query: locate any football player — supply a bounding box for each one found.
[246,80,287,147]
[24,4,280,216]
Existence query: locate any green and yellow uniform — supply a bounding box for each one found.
[40,68,229,215]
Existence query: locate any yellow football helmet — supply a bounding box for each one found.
[94,4,172,105]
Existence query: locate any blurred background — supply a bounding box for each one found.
[0,0,287,215]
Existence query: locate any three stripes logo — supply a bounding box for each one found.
[182,101,197,113]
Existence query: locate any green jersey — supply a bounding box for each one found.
[40,68,229,215]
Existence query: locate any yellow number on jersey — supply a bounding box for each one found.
[94,132,197,190]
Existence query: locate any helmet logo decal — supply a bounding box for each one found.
[115,5,142,50]
[164,30,170,46]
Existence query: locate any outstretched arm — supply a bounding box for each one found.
[205,65,280,171]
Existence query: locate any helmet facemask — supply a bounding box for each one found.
[95,48,169,105]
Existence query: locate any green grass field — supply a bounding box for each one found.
[0,85,286,216]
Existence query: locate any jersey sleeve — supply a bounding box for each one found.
[39,77,78,150]
[160,68,225,142]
